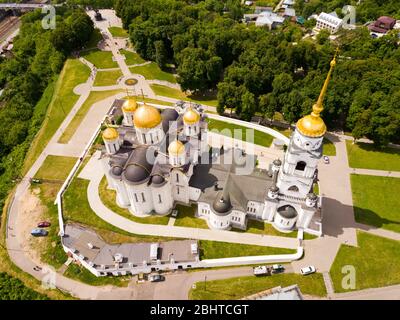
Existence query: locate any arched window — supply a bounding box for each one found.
[288,185,299,192]
[295,161,306,171]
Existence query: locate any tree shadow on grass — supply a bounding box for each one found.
[322,197,400,238]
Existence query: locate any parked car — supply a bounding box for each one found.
[300,265,316,275]
[272,264,285,273]
[148,274,165,282]
[37,221,51,228]
[253,266,270,276]
[323,156,330,164]
[31,228,48,237]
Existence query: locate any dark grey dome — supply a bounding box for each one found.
[273,159,282,166]
[110,166,123,177]
[123,146,154,184]
[212,191,232,216]
[162,108,179,133]
[151,174,165,185]
[277,205,298,219]
[124,164,150,183]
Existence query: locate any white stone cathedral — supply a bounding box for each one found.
[101,58,336,236]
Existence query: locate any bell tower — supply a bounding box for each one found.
[276,53,337,198]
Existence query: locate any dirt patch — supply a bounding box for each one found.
[16,188,47,266]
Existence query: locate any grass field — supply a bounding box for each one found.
[99,176,170,225]
[207,118,273,147]
[323,138,336,156]
[121,50,145,65]
[64,264,130,287]
[351,174,400,233]
[199,240,296,260]
[93,69,123,86]
[346,140,400,171]
[330,231,400,293]
[58,89,122,144]
[108,26,129,38]
[173,204,208,229]
[82,49,118,69]
[130,63,177,83]
[63,177,174,244]
[189,273,326,299]
[150,84,218,107]
[23,59,91,174]
[241,220,317,240]
[34,156,77,181]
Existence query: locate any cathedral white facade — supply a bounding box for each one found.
[100,79,334,236]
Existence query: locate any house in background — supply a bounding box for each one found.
[315,12,343,34]
[368,16,396,35]
[255,11,285,29]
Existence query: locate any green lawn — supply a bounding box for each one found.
[121,49,145,65]
[346,140,400,171]
[99,176,170,225]
[173,204,208,229]
[93,69,123,86]
[330,231,400,293]
[351,174,400,233]
[199,240,296,260]
[207,118,273,147]
[58,89,122,144]
[150,84,218,107]
[189,273,326,299]
[108,26,129,38]
[323,138,336,156]
[64,264,130,287]
[34,156,77,181]
[82,49,118,69]
[63,177,174,244]
[23,59,91,174]
[130,62,177,83]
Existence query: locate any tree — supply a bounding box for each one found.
[259,93,277,122]
[240,90,256,122]
[154,40,168,69]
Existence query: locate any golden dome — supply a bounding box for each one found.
[122,98,137,112]
[102,127,119,141]
[183,107,200,125]
[296,112,327,138]
[133,103,161,129]
[168,140,185,155]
